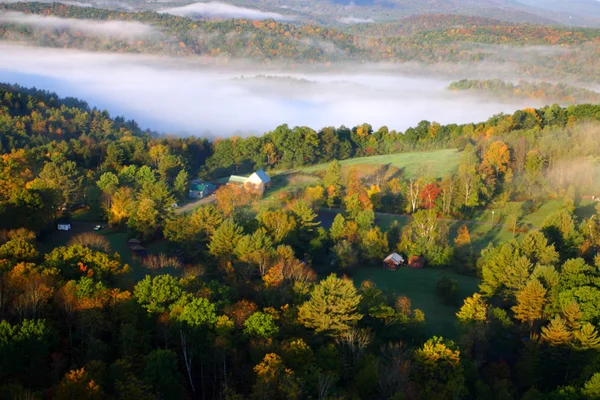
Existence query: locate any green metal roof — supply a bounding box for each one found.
[228,175,247,184]
[190,183,215,192]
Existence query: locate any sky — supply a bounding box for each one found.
[0,43,546,137]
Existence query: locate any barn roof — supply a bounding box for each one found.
[247,169,271,184]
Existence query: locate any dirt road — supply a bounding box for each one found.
[175,195,216,215]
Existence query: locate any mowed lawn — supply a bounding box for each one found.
[294,149,460,179]
[352,268,480,339]
[37,221,170,285]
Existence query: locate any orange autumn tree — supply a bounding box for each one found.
[482,141,511,178]
[54,368,103,400]
[215,185,253,218]
[454,225,471,249]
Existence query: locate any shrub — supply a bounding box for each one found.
[436,276,460,306]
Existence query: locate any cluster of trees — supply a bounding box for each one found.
[449,79,600,105]
[343,14,509,37]
[450,207,600,397]
[0,83,212,234]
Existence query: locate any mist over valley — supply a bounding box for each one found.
[0,44,557,136]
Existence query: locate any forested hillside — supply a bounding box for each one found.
[2,2,600,83]
[1,76,600,398]
[448,79,600,104]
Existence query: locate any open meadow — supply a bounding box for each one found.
[352,268,480,339]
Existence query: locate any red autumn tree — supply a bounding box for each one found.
[419,183,441,209]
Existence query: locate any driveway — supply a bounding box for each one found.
[175,194,217,215]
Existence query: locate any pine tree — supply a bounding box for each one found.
[582,373,600,399]
[330,214,346,242]
[298,274,362,335]
[173,170,189,200]
[574,323,600,350]
[290,201,320,232]
[208,219,243,265]
[541,316,572,346]
[324,160,342,207]
[561,301,582,331]
[512,279,547,329]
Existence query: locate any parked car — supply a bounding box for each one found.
[94,225,103,231]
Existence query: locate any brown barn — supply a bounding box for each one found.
[383,253,405,270]
[408,255,425,269]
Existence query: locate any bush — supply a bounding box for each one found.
[436,276,460,306]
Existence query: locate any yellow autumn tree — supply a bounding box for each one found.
[456,293,488,323]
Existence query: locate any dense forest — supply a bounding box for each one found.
[448,79,600,104]
[1,82,600,399]
[2,2,600,82]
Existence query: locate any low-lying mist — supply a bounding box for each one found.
[159,2,295,21]
[0,43,549,137]
[0,11,159,37]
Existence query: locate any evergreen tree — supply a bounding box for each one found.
[324,160,342,207]
[298,274,362,335]
[173,169,189,200]
[512,279,547,330]
[541,316,572,346]
[208,219,243,266]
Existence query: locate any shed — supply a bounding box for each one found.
[408,255,425,269]
[129,244,148,257]
[127,239,142,247]
[57,223,71,231]
[383,253,405,270]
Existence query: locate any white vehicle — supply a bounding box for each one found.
[57,223,71,231]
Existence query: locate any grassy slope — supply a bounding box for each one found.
[263,149,461,200]
[293,149,461,178]
[352,268,479,339]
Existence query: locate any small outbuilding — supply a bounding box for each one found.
[129,244,148,258]
[57,223,71,231]
[408,255,425,269]
[127,238,142,247]
[383,253,405,270]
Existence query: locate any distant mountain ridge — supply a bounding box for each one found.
[223,0,600,26]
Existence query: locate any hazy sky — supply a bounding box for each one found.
[0,43,545,137]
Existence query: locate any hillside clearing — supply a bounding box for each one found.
[352,268,480,339]
[283,148,461,179]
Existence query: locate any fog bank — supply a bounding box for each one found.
[0,11,158,37]
[0,44,547,137]
[160,2,295,21]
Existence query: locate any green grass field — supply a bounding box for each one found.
[263,149,461,200]
[286,149,461,178]
[352,268,480,339]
